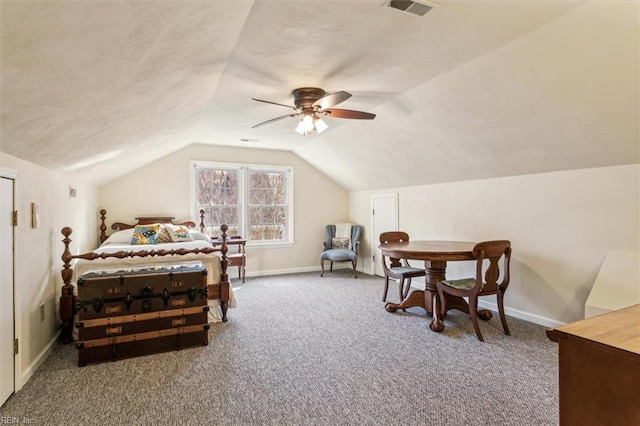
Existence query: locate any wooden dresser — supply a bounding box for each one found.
[546,304,640,425]
[75,265,210,366]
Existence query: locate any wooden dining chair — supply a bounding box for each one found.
[436,240,511,341]
[379,231,426,302]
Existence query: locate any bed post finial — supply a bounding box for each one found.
[199,209,205,233]
[99,209,108,243]
[219,224,229,321]
[219,224,229,273]
[60,227,76,344]
[220,224,228,259]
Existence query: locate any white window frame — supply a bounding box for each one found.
[191,161,294,247]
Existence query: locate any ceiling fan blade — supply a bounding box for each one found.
[313,91,352,110]
[252,113,299,129]
[323,109,376,120]
[252,98,297,110]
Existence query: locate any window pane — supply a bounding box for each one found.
[199,206,240,238]
[250,188,265,205]
[249,170,286,206]
[196,167,240,236]
[249,206,286,240]
[196,169,216,205]
[248,170,288,242]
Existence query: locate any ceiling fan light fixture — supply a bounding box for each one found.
[294,114,328,136]
[314,117,328,134]
[295,114,315,135]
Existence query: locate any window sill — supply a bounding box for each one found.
[247,241,295,249]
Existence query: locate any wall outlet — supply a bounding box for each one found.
[40,303,45,322]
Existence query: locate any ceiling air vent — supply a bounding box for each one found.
[385,0,438,17]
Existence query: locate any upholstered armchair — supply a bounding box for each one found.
[320,224,362,278]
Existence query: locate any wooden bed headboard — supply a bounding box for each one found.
[99,209,201,243]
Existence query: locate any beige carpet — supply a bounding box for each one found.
[0,271,559,425]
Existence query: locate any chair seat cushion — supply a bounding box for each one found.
[440,277,478,291]
[321,248,357,262]
[389,266,425,276]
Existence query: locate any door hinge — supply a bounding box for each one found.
[372,209,375,215]
[14,339,19,355]
[12,210,18,226]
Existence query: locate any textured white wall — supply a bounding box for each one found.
[99,144,349,275]
[350,165,639,326]
[0,152,98,386]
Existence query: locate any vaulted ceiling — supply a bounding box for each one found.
[1,1,638,191]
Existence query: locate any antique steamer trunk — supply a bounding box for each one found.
[75,265,209,366]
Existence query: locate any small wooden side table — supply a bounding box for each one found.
[212,237,246,283]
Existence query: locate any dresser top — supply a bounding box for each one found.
[548,304,640,355]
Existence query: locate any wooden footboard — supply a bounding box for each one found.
[60,220,229,345]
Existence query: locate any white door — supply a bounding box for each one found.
[372,194,398,277]
[0,177,15,405]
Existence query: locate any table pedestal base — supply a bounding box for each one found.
[385,260,492,332]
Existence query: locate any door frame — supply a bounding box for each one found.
[1,167,22,393]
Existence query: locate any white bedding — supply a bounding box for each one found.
[72,236,237,323]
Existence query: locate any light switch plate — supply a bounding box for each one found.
[31,202,40,228]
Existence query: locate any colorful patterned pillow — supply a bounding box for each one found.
[130,224,161,245]
[157,224,173,243]
[167,225,195,242]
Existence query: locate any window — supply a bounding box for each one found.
[193,162,293,245]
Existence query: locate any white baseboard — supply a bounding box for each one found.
[18,330,60,391]
[477,299,564,329]
[243,264,355,278]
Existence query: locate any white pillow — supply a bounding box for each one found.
[189,230,211,243]
[101,228,135,245]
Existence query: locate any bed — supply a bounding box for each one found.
[59,209,235,346]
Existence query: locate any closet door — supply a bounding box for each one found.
[0,176,15,405]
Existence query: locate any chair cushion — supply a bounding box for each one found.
[389,266,425,275]
[321,248,357,262]
[440,277,478,291]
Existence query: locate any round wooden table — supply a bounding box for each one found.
[378,240,492,332]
